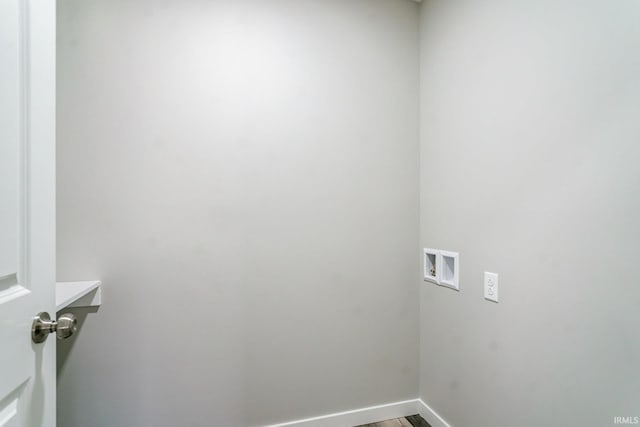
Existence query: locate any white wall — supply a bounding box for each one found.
[56,1,420,426]
[419,1,640,426]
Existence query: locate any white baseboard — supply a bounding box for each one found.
[417,399,452,427]
[263,397,452,427]
[264,399,419,427]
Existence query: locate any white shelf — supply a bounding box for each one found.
[56,280,102,311]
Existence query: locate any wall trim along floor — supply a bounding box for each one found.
[264,399,419,427]
[417,399,451,427]
[263,398,452,427]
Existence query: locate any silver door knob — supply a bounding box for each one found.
[31,312,78,343]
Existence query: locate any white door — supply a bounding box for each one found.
[0,0,56,426]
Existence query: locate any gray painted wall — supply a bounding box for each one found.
[56,1,419,426]
[419,1,640,426]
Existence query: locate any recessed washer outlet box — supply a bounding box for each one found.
[423,248,440,285]
[440,250,459,290]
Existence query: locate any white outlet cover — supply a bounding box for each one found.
[423,248,440,285]
[439,250,459,290]
[484,272,499,302]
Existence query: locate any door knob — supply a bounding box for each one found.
[31,312,78,343]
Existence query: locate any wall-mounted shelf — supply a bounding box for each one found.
[56,280,102,311]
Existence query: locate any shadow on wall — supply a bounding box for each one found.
[56,307,99,376]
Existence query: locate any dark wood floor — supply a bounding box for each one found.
[356,414,431,427]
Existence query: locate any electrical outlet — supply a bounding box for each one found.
[484,272,498,302]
